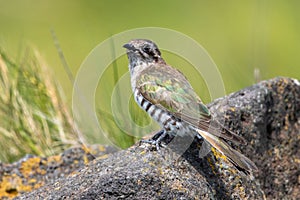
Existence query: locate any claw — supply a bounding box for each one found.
[140,130,167,153]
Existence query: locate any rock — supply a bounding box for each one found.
[15,77,300,199]
[209,77,300,199]
[0,145,117,199]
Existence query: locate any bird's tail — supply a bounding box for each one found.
[195,128,258,174]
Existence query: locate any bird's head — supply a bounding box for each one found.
[123,39,163,69]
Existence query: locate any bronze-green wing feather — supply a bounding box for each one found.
[136,64,246,144]
[137,64,210,118]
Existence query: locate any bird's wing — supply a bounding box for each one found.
[137,64,210,120]
[136,64,246,144]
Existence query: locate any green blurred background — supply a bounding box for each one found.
[1,0,300,161]
[1,1,300,94]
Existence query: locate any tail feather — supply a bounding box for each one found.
[195,129,258,173]
[207,123,247,145]
[198,119,247,145]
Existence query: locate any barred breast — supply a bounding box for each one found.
[133,89,190,136]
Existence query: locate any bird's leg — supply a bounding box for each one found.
[140,129,167,152]
[151,129,165,140]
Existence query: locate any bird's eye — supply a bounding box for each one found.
[142,46,151,53]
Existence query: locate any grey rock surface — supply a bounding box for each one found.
[17,77,300,199]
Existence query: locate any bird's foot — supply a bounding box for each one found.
[140,130,167,153]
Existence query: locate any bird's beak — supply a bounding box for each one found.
[123,43,135,51]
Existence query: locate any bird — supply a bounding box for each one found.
[123,39,258,173]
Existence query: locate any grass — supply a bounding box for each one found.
[0,43,151,163]
[0,42,157,162]
[0,48,81,163]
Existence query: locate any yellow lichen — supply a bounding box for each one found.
[139,150,146,155]
[206,157,216,174]
[0,174,33,198]
[211,147,227,161]
[98,145,106,152]
[28,178,36,184]
[19,157,42,178]
[83,155,89,164]
[47,155,61,163]
[234,183,246,198]
[98,154,109,159]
